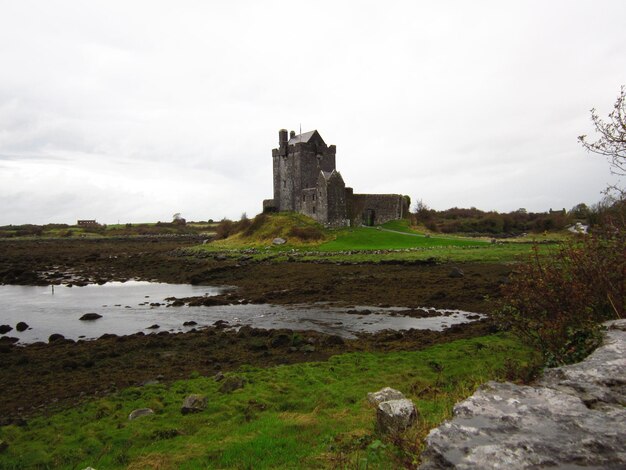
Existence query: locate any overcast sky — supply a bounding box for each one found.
[0,1,624,225]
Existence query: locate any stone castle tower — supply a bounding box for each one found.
[263,128,408,227]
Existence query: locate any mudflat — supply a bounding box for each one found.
[0,238,509,422]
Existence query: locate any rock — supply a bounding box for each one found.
[272,237,286,245]
[367,387,406,406]
[214,371,225,382]
[324,335,345,346]
[301,345,316,353]
[48,333,65,342]
[183,321,198,327]
[0,325,12,335]
[219,376,245,393]
[79,313,102,321]
[15,322,29,332]
[376,399,418,434]
[418,319,626,469]
[181,394,207,415]
[448,266,464,278]
[128,408,154,420]
[268,333,291,348]
[146,324,160,330]
[213,320,229,328]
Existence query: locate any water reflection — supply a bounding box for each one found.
[0,281,483,343]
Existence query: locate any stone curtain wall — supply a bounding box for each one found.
[349,194,408,226]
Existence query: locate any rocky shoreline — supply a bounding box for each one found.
[419,320,626,469]
[0,237,508,425]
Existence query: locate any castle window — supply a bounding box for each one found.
[283,180,286,188]
[313,194,316,201]
[303,194,306,202]
[312,206,316,214]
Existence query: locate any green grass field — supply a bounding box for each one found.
[194,215,560,263]
[0,334,538,469]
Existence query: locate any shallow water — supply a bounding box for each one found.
[0,281,483,343]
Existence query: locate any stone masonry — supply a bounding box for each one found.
[263,129,408,227]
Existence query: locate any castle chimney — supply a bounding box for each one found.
[279,129,288,146]
[290,130,296,139]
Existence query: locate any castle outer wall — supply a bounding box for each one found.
[348,194,408,226]
[264,129,408,227]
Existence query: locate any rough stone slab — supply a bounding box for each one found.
[181,394,207,415]
[377,398,417,434]
[128,408,154,420]
[367,387,406,406]
[419,320,626,469]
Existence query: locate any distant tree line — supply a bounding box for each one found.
[409,199,613,236]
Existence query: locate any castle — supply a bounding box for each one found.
[263,129,408,227]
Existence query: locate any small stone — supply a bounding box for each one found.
[272,237,286,245]
[146,324,160,330]
[181,394,207,415]
[183,321,198,326]
[367,387,406,406]
[214,371,225,382]
[79,313,103,321]
[376,399,417,434]
[128,408,154,420]
[15,322,29,332]
[48,333,65,342]
[219,376,245,394]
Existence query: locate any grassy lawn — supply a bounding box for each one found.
[192,216,560,263]
[317,226,486,251]
[0,334,538,469]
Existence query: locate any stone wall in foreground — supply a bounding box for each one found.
[419,319,626,469]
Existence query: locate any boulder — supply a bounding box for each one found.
[183,321,198,327]
[219,376,245,393]
[181,394,207,415]
[268,333,291,348]
[146,324,160,330]
[128,408,154,420]
[15,322,29,332]
[448,267,464,278]
[0,325,12,335]
[272,237,286,245]
[79,313,102,321]
[367,387,406,406]
[48,333,65,342]
[418,319,626,469]
[376,399,418,434]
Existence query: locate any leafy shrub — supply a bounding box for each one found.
[495,205,624,366]
[215,219,238,239]
[242,213,268,237]
[288,225,325,241]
